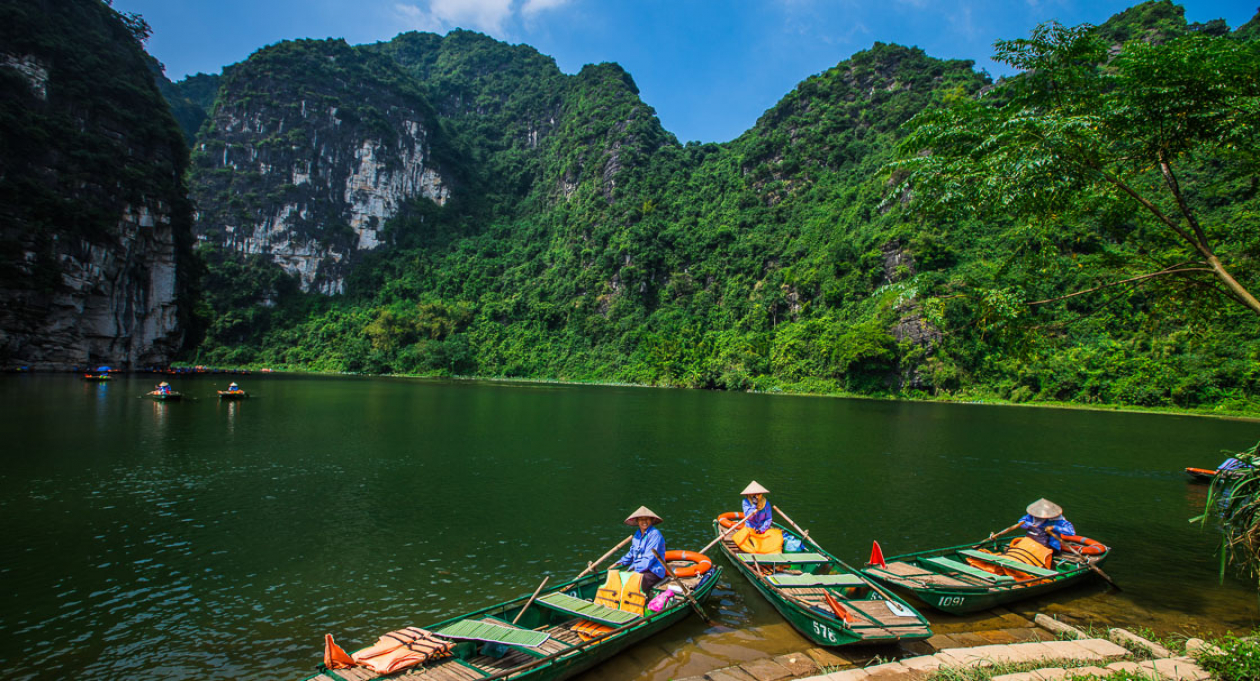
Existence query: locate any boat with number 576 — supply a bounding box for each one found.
[712,514,931,647]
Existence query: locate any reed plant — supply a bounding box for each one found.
[1194,441,1260,585]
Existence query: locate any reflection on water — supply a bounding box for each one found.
[0,374,1256,681]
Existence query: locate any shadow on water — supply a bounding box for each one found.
[0,374,1256,681]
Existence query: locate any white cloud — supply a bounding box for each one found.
[394,0,515,35]
[521,0,571,15]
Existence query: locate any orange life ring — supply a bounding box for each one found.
[717,511,745,529]
[1059,534,1107,556]
[664,550,712,577]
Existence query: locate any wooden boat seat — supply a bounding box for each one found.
[767,573,865,587]
[434,618,550,648]
[958,549,1059,577]
[736,552,829,564]
[924,557,1014,582]
[868,561,977,587]
[535,592,638,626]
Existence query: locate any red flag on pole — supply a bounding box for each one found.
[869,540,886,568]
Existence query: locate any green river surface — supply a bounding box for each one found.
[1,373,1257,680]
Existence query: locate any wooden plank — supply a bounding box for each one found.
[768,573,864,587]
[924,557,1014,582]
[736,552,830,564]
[844,600,921,626]
[536,592,637,625]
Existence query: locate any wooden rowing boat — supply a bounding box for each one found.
[83,374,112,381]
[862,536,1111,614]
[1185,466,1248,483]
[146,391,182,401]
[217,390,248,400]
[712,518,931,646]
[302,560,722,681]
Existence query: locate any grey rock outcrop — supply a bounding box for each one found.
[0,0,194,369]
[189,39,452,294]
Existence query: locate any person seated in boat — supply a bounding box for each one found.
[1218,456,1251,472]
[156,382,172,395]
[732,481,784,554]
[228,382,240,392]
[1018,498,1074,554]
[612,506,667,592]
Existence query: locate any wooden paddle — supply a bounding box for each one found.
[575,535,633,579]
[1049,529,1122,592]
[510,576,550,625]
[698,513,750,554]
[978,522,1024,547]
[652,549,712,623]
[771,505,810,541]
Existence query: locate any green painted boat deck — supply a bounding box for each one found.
[957,549,1059,577]
[535,592,638,625]
[766,573,865,587]
[924,556,1014,582]
[435,618,550,647]
[736,552,829,564]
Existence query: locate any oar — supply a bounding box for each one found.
[652,549,711,623]
[772,505,810,541]
[699,513,750,555]
[977,522,1023,547]
[1050,530,1122,592]
[575,535,633,579]
[510,576,550,625]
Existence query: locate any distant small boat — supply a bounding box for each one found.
[862,535,1110,614]
[83,373,113,381]
[217,389,248,400]
[1185,466,1248,483]
[147,390,182,401]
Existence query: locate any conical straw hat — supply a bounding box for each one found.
[741,481,770,496]
[1026,498,1063,519]
[624,506,663,525]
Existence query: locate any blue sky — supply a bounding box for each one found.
[113,0,1256,143]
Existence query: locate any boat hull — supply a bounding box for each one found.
[713,520,931,646]
[862,537,1110,615]
[304,564,722,681]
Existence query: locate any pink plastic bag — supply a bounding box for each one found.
[647,590,674,613]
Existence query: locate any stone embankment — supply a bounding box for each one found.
[678,613,1215,681]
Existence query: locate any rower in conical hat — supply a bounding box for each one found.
[1018,498,1075,553]
[733,481,784,555]
[612,506,667,593]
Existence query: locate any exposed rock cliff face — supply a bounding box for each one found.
[190,31,671,295]
[0,0,193,369]
[190,39,452,294]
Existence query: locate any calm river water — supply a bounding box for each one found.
[1,373,1256,680]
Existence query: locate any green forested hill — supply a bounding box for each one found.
[189,1,1260,414]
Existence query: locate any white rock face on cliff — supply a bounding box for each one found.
[190,38,460,296]
[1,204,183,369]
[211,112,453,292]
[344,122,450,251]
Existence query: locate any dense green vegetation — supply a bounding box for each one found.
[187,2,1260,415]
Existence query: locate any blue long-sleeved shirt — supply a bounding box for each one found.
[742,497,774,533]
[614,527,666,578]
[1019,514,1075,551]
